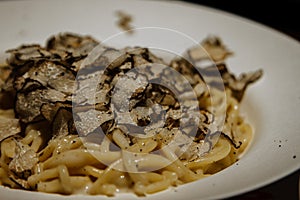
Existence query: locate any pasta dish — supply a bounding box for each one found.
[0,33,262,196]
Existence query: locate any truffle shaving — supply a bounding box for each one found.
[0,33,263,195]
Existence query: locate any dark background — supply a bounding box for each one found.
[182,0,300,199]
[183,0,300,41]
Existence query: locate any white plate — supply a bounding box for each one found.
[0,0,300,200]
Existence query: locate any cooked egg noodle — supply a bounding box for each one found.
[0,88,252,195]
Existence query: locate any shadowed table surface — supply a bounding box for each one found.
[0,0,299,199]
[183,0,300,41]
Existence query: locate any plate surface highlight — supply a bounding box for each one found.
[0,1,299,199]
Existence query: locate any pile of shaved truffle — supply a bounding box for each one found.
[0,33,262,188]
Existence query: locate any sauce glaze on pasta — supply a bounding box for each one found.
[0,33,262,196]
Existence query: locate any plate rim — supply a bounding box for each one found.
[0,0,299,199]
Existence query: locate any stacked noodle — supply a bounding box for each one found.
[0,33,262,196]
